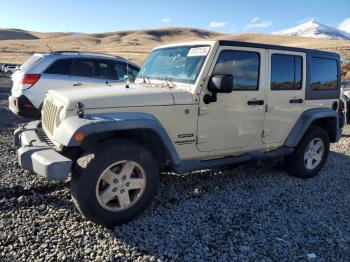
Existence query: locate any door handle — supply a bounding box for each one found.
[247,99,264,106]
[289,98,303,104]
[73,83,82,87]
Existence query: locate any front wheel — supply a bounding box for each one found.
[285,127,330,178]
[71,139,160,226]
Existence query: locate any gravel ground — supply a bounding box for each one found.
[0,72,12,94]
[0,90,350,261]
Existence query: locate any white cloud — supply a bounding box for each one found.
[245,17,272,29]
[161,18,171,23]
[338,18,350,33]
[209,21,228,28]
[251,17,259,23]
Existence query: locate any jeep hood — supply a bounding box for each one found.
[49,83,194,109]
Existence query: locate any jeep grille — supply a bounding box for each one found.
[42,98,61,135]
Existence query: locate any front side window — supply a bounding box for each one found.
[271,54,302,90]
[311,57,338,90]
[114,62,140,82]
[213,50,260,90]
[139,46,209,83]
[128,65,140,82]
[114,62,128,81]
[45,59,73,75]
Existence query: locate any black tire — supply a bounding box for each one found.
[71,139,160,226]
[285,126,330,178]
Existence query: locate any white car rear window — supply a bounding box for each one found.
[20,55,42,71]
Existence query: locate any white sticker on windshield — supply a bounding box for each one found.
[187,46,210,57]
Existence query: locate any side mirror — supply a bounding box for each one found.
[208,74,233,93]
[204,74,233,104]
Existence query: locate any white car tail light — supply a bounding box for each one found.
[19,74,41,89]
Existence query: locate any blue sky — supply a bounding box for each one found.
[0,0,349,34]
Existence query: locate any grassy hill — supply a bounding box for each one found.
[0,27,349,79]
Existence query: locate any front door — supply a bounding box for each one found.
[262,50,306,144]
[197,46,266,152]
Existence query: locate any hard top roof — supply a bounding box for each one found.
[218,40,340,58]
[155,40,339,59]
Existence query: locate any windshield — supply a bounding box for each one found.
[138,45,210,84]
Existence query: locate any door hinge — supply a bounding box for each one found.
[198,107,210,115]
[265,104,273,112]
[262,129,270,137]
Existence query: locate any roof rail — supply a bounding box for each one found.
[50,51,126,59]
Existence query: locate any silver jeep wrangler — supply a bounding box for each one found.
[14,40,344,226]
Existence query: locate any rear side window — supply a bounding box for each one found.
[95,61,115,79]
[311,57,338,90]
[45,59,73,75]
[271,54,302,90]
[70,59,115,79]
[20,55,42,71]
[70,59,95,77]
[213,50,260,90]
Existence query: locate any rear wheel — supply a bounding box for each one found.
[71,139,160,226]
[285,127,330,178]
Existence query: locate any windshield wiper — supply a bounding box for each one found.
[140,75,151,84]
[161,77,176,88]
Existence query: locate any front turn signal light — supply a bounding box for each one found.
[74,132,85,142]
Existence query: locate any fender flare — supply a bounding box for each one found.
[284,108,340,147]
[53,112,181,166]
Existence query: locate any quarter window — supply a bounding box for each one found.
[213,50,260,90]
[45,59,73,75]
[271,54,302,90]
[311,57,338,90]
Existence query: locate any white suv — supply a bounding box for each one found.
[9,52,140,118]
[3,65,19,74]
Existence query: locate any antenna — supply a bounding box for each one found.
[46,44,53,52]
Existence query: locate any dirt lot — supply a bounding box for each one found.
[0,75,349,261]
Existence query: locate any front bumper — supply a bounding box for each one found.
[14,121,72,181]
[9,95,41,119]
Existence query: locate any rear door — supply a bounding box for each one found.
[262,50,306,144]
[40,58,73,90]
[69,58,118,87]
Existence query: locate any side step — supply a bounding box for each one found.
[173,147,294,173]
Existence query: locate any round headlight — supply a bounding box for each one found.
[59,108,65,122]
[55,107,65,127]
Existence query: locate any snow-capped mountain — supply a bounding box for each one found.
[273,20,350,40]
